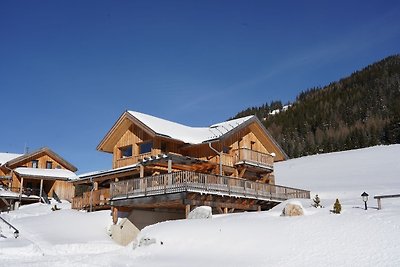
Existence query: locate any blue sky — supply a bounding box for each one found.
[1,1,399,173]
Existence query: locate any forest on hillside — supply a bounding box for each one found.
[233,55,400,158]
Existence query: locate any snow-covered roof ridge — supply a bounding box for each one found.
[14,167,78,180]
[128,110,254,144]
[0,152,24,165]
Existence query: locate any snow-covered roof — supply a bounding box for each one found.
[77,163,140,181]
[128,111,254,144]
[14,167,78,180]
[0,152,23,165]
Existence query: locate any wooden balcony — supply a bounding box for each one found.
[234,148,274,169]
[110,171,310,203]
[72,188,110,210]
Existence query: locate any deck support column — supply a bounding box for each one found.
[140,165,144,178]
[168,159,172,173]
[223,207,228,214]
[257,205,261,212]
[39,179,44,202]
[185,204,191,218]
[112,207,118,224]
[19,177,24,202]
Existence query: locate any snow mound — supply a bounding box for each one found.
[187,206,212,219]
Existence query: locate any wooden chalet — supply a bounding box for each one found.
[0,147,77,211]
[72,110,310,229]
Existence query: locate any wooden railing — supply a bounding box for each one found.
[114,152,153,168]
[110,171,310,202]
[234,148,274,168]
[72,188,110,210]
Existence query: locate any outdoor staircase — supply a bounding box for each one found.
[41,189,50,204]
[0,215,19,238]
[52,191,62,203]
[0,197,11,212]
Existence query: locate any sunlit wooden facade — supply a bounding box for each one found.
[72,111,309,227]
[0,148,77,210]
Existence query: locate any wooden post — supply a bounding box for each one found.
[185,204,191,218]
[19,177,24,202]
[112,207,118,224]
[140,165,144,178]
[168,159,172,173]
[223,207,228,214]
[257,205,261,212]
[93,181,98,190]
[377,198,382,210]
[39,179,44,202]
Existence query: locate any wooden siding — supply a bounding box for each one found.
[50,181,74,201]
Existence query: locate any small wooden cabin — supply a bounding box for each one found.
[0,147,77,211]
[72,111,309,229]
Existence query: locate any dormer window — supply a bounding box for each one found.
[32,160,39,168]
[120,145,133,158]
[139,141,152,154]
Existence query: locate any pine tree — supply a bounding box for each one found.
[332,199,342,214]
[312,194,322,208]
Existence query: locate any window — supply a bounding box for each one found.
[56,165,62,169]
[46,161,53,169]
[32,160,39,168]
[139,141,153,154]
[119,146,133,158]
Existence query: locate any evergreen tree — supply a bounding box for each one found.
[312,194,322,208]
[332,199,342,214]
[231,55,400,158]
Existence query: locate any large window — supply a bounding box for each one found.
[119,145,133,158]
[139,141,153,154]
[32,160,39,168]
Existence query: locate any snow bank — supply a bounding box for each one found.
[1,145,400,266]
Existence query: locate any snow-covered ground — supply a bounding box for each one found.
[1,145,400,266]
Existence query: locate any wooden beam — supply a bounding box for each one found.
[140,165,144,178]
[216,207,224,214]
[39,179,43,203]
[168,159,172,173]
[239,168,246,178]
[223,207,228,214]
[185,204,191,218]
[112,207,118,225]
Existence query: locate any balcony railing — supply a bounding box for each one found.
[114,152,152,168]
[234,148,274,169]
[72,188,110,210]
[110,171,310,202]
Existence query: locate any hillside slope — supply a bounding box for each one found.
[234,55,400,158]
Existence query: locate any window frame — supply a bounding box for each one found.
[119,145,133,159]
[46,161,53,169]
[139,141,153,155]
[32,160,39,168]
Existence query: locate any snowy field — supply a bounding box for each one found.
[1,145,400,266]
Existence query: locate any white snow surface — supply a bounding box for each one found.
[0,152,23,165]
[128,110,253,144]
[1,145,400,266]
[14,167,78,180]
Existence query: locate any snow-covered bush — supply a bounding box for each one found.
[312,194,323,208]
